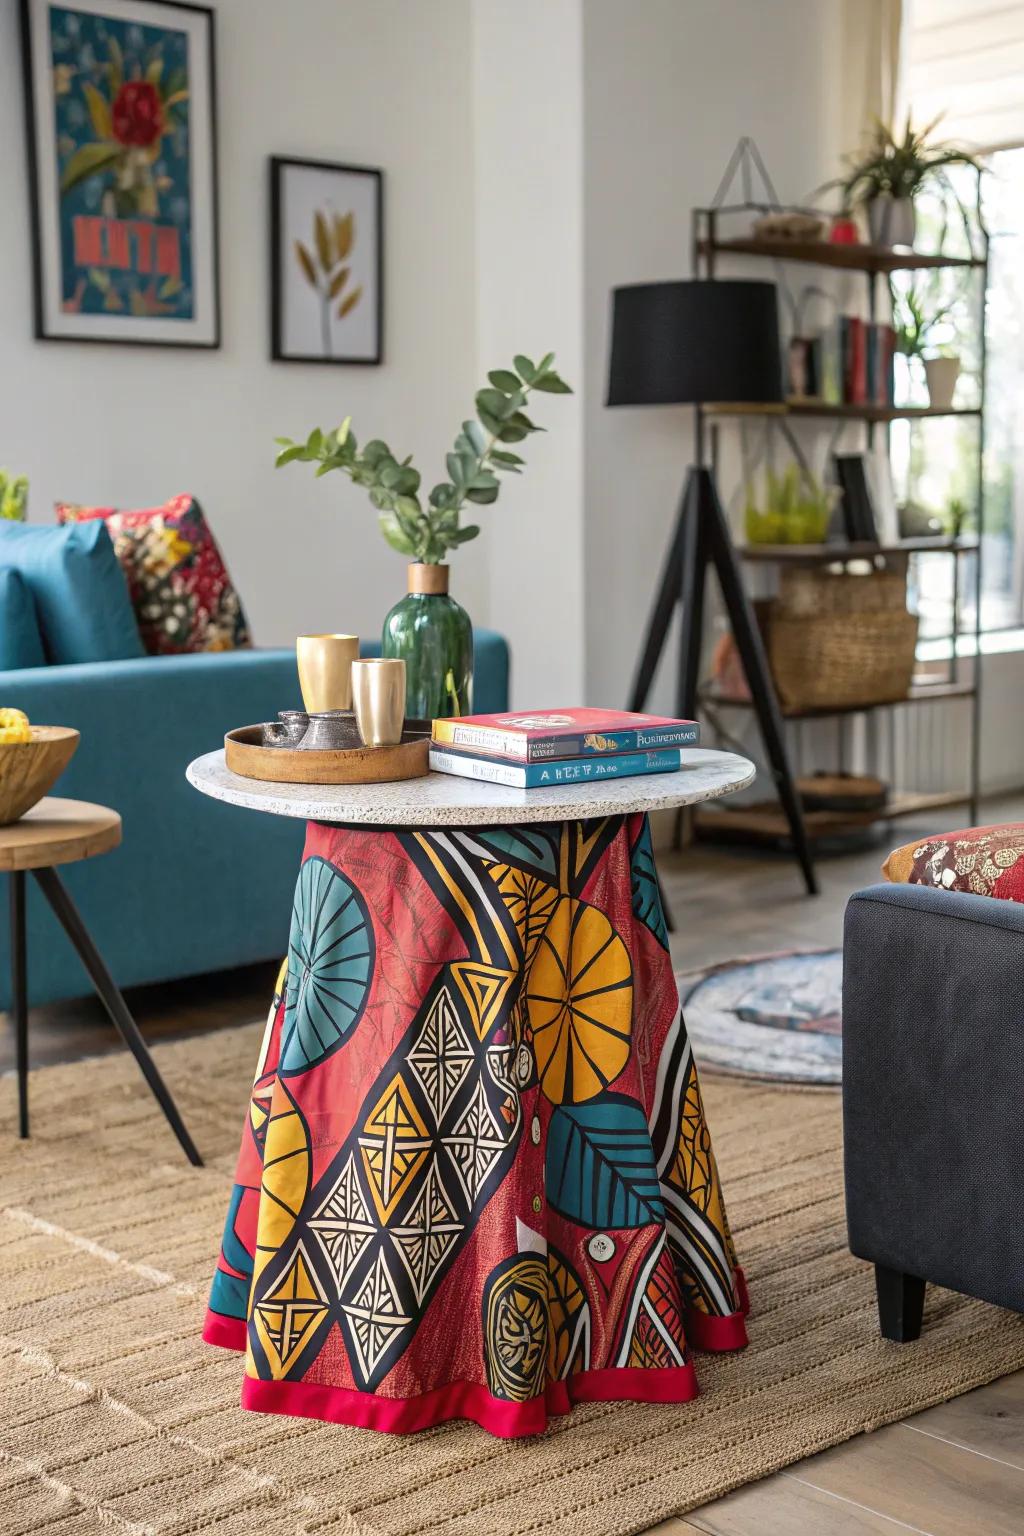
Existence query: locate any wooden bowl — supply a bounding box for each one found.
[225,724,429,785]
[0,726,80,825]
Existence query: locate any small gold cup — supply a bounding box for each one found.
[351,658,406,748]
[296,634,359,713]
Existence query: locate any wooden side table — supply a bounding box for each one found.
[2,797,202,1165]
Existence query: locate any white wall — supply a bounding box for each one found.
[0,0,485,648]
[473,0,586,707]
[581,0,844,710]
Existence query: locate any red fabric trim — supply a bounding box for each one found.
[203,1311,247,1352]
[240,1363,700,1438]
[684,1306,748,1352]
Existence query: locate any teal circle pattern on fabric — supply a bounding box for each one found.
[282,856,375,1075]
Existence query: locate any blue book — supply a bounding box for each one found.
[428,746,683,789]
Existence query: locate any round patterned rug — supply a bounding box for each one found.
[676,947,842,1085]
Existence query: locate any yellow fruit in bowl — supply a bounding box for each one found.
[0,708,31,744]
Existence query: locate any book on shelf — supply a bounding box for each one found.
[429,746,683,789]
[431,708,700,763]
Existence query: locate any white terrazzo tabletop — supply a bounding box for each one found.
[186,747,755,827]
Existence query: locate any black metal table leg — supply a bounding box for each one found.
[32,866,203,1166]
[10,871,28,1139]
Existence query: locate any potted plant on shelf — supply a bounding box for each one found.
[275,353,571,718]
[825,116,983,250]
[892,280,962,409]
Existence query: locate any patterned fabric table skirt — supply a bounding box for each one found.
[204,814,749,1438]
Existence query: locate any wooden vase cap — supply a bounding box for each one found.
[407,563,449,595]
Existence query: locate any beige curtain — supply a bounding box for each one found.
[841,0,903,153]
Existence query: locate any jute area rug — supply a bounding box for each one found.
[2,1024,1022,1536]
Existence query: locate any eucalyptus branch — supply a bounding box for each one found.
[274,352,571,564]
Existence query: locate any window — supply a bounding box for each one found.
[898,3,1024,636]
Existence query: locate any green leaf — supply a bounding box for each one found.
[59,141,123,194]
[274,436,296,446]
[451,524,481,543]
[446,452,465,486]
[275,445,304,467]
[532,372,573,394]
[476,406,504,436]
[463,419,487,454]
[82,82,113,141]
[506,411,542,434]
[305,427,323,455]
[476,387,512,420]
[335,416,352,446]
[488,369,521,393]
[395,494,423,518]
[497,422,529,444]
[314,461,337,477]
[429,482,456,509]
[514,354,537,383]
[361,439,390,467]
[378,513,417,556]
[491,449,524,467]
[466,485,499,505]
[469,470,498,491]
[536,351,555,375]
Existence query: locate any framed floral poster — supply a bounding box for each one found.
[270,156,383,365]
[20,0,219,347]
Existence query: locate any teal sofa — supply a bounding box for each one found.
[0,634,509,1008]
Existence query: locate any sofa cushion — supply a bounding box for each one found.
[57,494,250,656]
[0,566,46,670]
[0,520,143,664]
[883,823,1024,903]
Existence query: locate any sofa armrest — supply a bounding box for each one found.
[843,883,1024,1311]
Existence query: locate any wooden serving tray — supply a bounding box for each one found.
[225,725,429,785]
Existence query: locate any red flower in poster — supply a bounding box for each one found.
[111,80,164,148]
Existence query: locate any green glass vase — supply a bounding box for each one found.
[382,564,473,721]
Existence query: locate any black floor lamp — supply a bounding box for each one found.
[607,279,818,896]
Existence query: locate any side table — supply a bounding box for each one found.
[2,797,202,1165]
[188,748,755,1436]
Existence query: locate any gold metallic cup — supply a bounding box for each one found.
[296,634,359,713]
[351,658,406,747]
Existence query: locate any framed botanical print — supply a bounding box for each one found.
[20,0,220,347]
[271,156,383,365]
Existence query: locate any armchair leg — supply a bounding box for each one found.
[875,1264,926,1342]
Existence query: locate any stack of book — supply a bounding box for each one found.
[429,708,700,788]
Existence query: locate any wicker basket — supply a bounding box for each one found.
[769,570,918,711]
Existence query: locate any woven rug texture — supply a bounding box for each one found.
[2,1022,1023,1536]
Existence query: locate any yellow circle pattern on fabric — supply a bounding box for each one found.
[526,896,633,1103]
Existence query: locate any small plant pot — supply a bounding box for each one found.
[923,354,962,411]
[866,195,915,249]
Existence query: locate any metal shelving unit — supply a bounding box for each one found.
[690,208,989,841]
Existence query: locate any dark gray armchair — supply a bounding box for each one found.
[843,882,1024,1340]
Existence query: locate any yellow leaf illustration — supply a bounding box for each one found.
[314,210,332,273]
[82,82,112,141]
[337,285,362,319]
[328,266,350,299]
[146,57,164,87]
[334,211,354,261]
[163,89,189,109]
[294,241,318,289]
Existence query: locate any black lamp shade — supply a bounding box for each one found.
[606,279,782,407]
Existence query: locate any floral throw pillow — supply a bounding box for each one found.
[56,494,250,655]
[883,823,1024,904]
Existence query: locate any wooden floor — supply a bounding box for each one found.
[2,803,1022,1534]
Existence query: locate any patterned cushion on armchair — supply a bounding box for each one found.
[883,823,1024,902]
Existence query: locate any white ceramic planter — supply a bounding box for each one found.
[867,195,916,249]
[923,354,962,410]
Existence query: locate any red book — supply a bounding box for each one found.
[844,317,868,404]
[431,708,701,763]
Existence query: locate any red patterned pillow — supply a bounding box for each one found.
[56,494,250,656]
[883,823,1024,903]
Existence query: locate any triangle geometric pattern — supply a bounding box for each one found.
[408,987,475,1121]
[359,1073,433,1224]
[450,960,517,1042]
[340,1248,413,1383]
[251,1241,330,1380]
[307,1152,376,1295]
[391,1162,464,1303]
[443,1078,512,1205]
